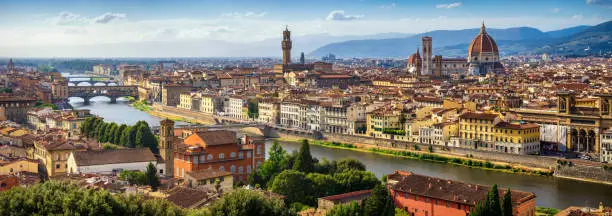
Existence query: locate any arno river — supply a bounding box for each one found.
[68,95,611,209]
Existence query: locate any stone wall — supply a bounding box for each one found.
[555,165,612,183]
[323,133,558,169]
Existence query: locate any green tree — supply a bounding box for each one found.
[502,188,513,216]
[120,126,132,147]
[271,170,314,205]
[97,123,109,142]
[203,189,294,216]
[0,181,183,216]
[247,100,259,119]
[326,201,362,216]
[306,173,340,198]
[363,184,395,216]
[332,158,366,174]
[135,122,158,154]
[80,117,93,137]
[486,184,502,216]
[114,124,127,144]
[333,170,381,194]
[293,139,314,173]
[145,162,160,191]
[469,201,486,216]
[249,141,288,189]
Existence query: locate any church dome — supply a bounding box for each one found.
[468,23,499,57]
[408,49,421,65]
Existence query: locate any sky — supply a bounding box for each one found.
[1,0,611,57]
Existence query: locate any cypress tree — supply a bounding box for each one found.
[293,139,314,173]
[115,124,127,144]
[469,201,486,216]
[486,184,502,216]
[97,123,108,142]
[120,126,131,147]
[145,162,160,191]
[502,188,513,216]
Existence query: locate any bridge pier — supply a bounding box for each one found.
[109,97,117,104]
[83,97,91,105]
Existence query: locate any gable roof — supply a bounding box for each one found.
[73,148,156,167]
[193,131,236,146]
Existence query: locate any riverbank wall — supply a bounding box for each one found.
[554,164,612,183]
[276,129,612,185]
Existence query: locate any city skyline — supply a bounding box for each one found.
[1,0,612,57]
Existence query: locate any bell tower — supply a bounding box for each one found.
[159,118,175,177]
[282,26,292,65]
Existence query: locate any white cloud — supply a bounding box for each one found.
[93,13,126,24]
[436,2,462,9]
[52,12,88,25]
[325,10,363,21]
[552,8,560,13]
[572,14,584,20]
[49,12,126,25]
[380,3,396,9]
[221,12,267,18]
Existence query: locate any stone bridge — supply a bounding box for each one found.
[68,85,138,104]
[67,77,118,86]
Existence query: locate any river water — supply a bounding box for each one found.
[66,74,611,209]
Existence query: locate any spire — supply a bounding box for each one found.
[480,21,487,34]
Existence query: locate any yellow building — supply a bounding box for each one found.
[458,112,501,150]
[200,94,221,114]
[493,122,540,155]
[178,92,194,110]
[366,107,403,138]
[0,158,38,175]
[33,137,86,176]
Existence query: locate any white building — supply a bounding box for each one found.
[601,129,612,163]
[67,148,164,176]
[228,96,248,120]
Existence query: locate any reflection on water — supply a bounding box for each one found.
[270,140,612,209]
[69,97,164,126]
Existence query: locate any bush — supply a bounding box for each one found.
[484,161,493,168]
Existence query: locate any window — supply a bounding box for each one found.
[200,155,205,162]
[239,166,244,174]
[219,153,224,159]
[220,176,225,182]
[247,152,252,158]
[239,152,244,159]
[231,165,236,173]
[193,156,199,164]
[208,154,213,160]
[257,146,261,155]
[230,152,237,158]
[247,166,252,173]
[209,178,214,184]
[9,168,13,172]
[56,164,60,169]
[219,166,225,171]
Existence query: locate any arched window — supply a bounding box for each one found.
[207,154,213,160]
[230,152,236,158]
[200,155,205,162]
[219,166,225,171]
[231,165,236,173]
[238,166,244,174]
[247,166,252,173]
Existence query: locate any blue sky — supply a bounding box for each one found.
[0,0,611,57]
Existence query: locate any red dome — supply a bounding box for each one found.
[468,23,498,56]
[408,53,420,65]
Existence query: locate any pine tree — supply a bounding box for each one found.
[502,188,513,216]
[486,184,502,216]
[293,139,314,173]
[145,162,160,191]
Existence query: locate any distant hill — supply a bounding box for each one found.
[537,21,612,56]
[308,23,612,58]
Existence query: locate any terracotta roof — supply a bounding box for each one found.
[387,171,535,206]
[468,23,499,56]
[319,189,372,202]
[185,169,233,180]
[458,112,499,121]
[166,187,216,209]
[73,148,156,166]
[194,131,236,146]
